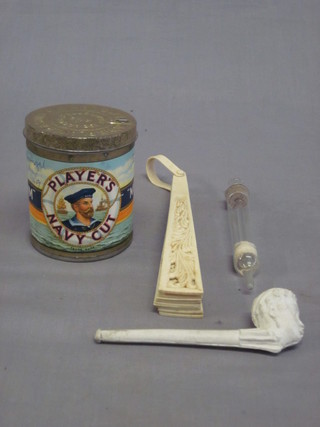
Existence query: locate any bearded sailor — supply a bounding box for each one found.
[62,188,101,232]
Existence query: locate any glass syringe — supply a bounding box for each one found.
[225,180,259,291]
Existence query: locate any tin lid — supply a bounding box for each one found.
[24,104,137,154]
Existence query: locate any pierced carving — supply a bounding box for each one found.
[168,198,198,290]
[145,155,204,317]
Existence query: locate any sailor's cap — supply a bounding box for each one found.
[64,188,96,204]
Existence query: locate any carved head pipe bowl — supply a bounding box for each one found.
[95,288,304,354]
[250,288,304,352]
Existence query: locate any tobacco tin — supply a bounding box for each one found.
[25,104,137,261]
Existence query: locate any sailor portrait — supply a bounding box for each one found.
[62,188,101,232]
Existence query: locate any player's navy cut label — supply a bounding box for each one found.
[27,148,134,253]
[41,167,121,247]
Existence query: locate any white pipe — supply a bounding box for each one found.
[95,288,304,354]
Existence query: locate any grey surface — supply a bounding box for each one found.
[0,1,319,426]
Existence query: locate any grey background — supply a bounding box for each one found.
[0,1,319,426]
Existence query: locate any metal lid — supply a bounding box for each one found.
[24,104,137,154]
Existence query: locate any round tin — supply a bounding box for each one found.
[25,104,137,261]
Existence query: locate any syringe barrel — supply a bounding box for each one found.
[225,181,258,290]
[225,182,250,246]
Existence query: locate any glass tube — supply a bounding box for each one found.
[225,180,258,291]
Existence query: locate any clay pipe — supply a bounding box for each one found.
[95,288,304,354]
